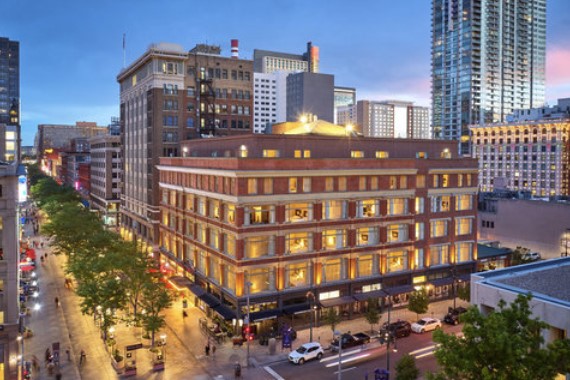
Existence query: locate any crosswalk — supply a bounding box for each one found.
[409,344,439,359]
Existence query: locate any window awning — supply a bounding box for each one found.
[213,304,236,320]
[319,296,355,308]
[249,308,282,322]
[186,283,206,298]
[353,289,386,302]
[429,277,455,287]
[198,292,221,308]
[282,303,311,315]
[383,284,415,296]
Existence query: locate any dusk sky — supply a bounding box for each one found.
[4,0,570,146]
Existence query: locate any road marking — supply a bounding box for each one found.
[263,366,285,380]
[333,366,357,375]
[320,348,363,362]
[409,344,437,356]
[325,353,371,368]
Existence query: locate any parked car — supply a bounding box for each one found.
[331,332,371,352]
[443,306,468,325]
[379,320,412,338]
[411,317,442,333]
[522,252,541,261]
[288,342,324,364]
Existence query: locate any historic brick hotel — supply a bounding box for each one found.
[157,131,478,323]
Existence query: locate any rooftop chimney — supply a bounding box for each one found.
[231,39,239,59]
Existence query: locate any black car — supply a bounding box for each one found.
[379,320,412,338]
[443,306,468,325]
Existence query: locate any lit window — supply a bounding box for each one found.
[263,149,280,158]
[247,179,257,194]
[351,150,364,158]
[289,178,298,193]
[416,175,425,188]
[430,219,448,237]
[376,151,389,158]
[455,218,472,235]
[263,178,273,194]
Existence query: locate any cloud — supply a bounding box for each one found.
[546,46,570,103]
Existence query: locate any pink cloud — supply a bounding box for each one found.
[547,47,570,86]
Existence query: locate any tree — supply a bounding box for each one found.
[139,280,172,347]
[407,287,429,319]
[428,294,570,380]
[364,298,381,333]
[457,284,470,303]
[323,308,342,339]
[395,354,419,380]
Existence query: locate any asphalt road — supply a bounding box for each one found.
[268,324,462,380]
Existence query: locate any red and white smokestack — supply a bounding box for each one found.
[231,39,239,59]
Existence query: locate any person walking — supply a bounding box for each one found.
[205,343,210,357]
[212,344,216,358]
[54,297,59,308]
[79,349,86,365]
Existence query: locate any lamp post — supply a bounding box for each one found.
[384,289,394,380]
[245,281,252,368]
[334,330,343,380]
[17,335,24,375]
[306,291,315,342]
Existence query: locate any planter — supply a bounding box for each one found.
[111,357,124,374]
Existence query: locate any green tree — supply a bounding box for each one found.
[457,284,470,303]
[364,298,381,333]
[323,308,342,339]
[139,280,172,347]
[407,287,429,319]
[428,294,570,380]
[395,354,419,380]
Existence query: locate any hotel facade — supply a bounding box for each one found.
[157,134,478,322]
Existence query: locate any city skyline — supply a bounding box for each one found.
[3,0,570,146]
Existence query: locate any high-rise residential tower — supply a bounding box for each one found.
[0,38,19,126]
[431,0,546,154]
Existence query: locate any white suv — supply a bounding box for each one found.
[288,342,324,365]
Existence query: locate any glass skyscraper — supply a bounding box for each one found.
[431,0,546,154]
[0,37,19,125]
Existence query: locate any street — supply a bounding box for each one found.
[268,324,461,380]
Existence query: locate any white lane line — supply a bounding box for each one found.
[333,366,357,375]
[320,348,363,362]
[409,344,437,356]
[263,366,285,380]
[415,351,436,359]
[325,353,371,368]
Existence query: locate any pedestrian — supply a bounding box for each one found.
[55,297,59,308]
[66,348,71,361]
[212,344,216,357]
[45,348,51,363]
[79,349,86,365]
[205,343,210,356]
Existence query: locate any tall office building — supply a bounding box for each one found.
[431,0,546,154]
[344,100,430,139]
[253,42,319,74]
[286,72,334,123]
[334,86,356,124]
[0,38,19,126]
[117,42,253,250]
[253,71,288,133]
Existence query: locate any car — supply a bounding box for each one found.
[330,332,371,352]
[443,306,468,325]
[288,342,324,365]
[522,252,541,261]
[411,317,442,333]
[379,320,412,338]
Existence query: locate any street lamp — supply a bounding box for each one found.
[245,280,252,368]
[384,289,394,380]
[17,335,24,374]
[333,330,343,380]
[306,291,315,342]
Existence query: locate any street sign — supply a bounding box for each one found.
[126,343,143,351]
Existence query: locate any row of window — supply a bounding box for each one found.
[161,193,473,226]
[160,241,473,295]
[162,217,473,256]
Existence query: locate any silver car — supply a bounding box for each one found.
[411,317,442,333]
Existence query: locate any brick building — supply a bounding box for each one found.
[117,42,253,252]
[157,132,478,325]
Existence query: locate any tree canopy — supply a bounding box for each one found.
[429,294,570,380]
[407,287,429,319]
